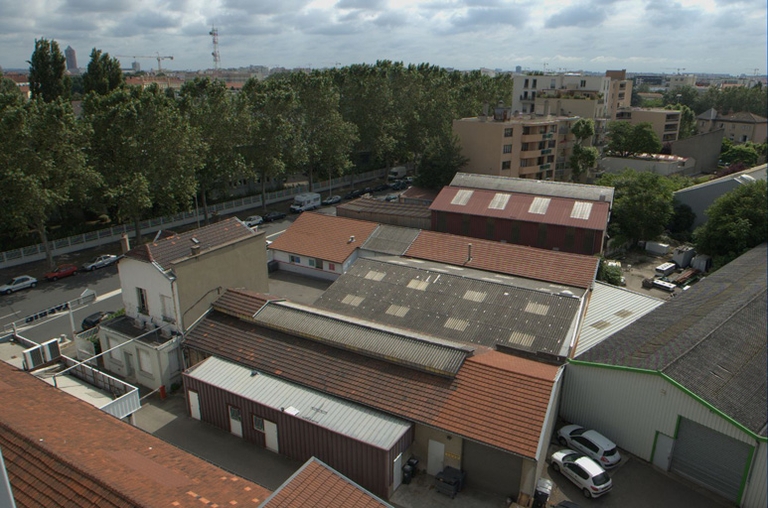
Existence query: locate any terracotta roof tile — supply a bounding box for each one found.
[185,311,558,458]
[125,217,257,271]
[430,186,610,231]
[267,213,379,264]
[261,458,392,507]
[406,230,598,289]
[0,361,270,507]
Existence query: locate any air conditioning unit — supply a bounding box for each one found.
[22,347,45,371]
[42,339,61,362]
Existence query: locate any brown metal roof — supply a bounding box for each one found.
[260,457,392,507]
[268,212,380,264]
[405,230,598,289]
[124,217,258,271]
[184,311,558,459]
[430,186,610,231]
[0,361,270,507]
[212,288,285,321]
[336,197,431,218]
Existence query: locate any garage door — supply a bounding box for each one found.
[462,440,523,496]
[670,417,752,503]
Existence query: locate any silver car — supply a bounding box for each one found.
[82,254,119,271]
[0,275,38,295]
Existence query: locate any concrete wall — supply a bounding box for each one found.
[118,258,176,331]
[671,129,724,174]
[412,424,464,473]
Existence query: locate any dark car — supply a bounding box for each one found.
[81,310,112,331]
[390,180,409,190]
[343,189,364,200]
[43,264,78,281]
[373,183,389,192]
[263,211,287,222]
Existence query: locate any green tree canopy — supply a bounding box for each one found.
[721,143,759,166]
[415,133,468,190]
[665,103,697,139]
[28,38,70,102]
[693,180,767,267]
[606,121,662,157]
[597,169,675,245]
[569,118,598,181]
[596,259,623,286]
[82,48,124,95]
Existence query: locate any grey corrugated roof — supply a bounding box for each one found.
[253,301,472,377]
[187,356,412,449]
[580,244,767,435]
[315,258,583,356]
[574,282,665,358]
[674,164,767,194]
[360,225,420,256]
[450,172,614,204]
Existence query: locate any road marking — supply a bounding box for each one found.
[267,230,286,240]
[96,289,122,302]
[0,310,20,320]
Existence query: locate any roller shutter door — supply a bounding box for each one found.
[670,417,752,503]
[462,440,523,496]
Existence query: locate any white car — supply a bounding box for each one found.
[557,424,621,468]
[82,254,119,271]
[0,275,38,295]
[551,449,612,499]
[244,215,263,228]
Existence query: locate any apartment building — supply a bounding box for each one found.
[605,69,633,119]
[614,107,681,142]
[511,73,613,118]
[697,109,767,144]
[667,73,696,90]
[452,105,579,180]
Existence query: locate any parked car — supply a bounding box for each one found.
[244,215,263,227]
[343,189,364,200]
[82,254,119,271]
[322,195,341,206]
[384,194,399,202]
[550,449,612,499]
[0,275,38,295]
[390,180,409,190]
[557,425,621,468]
[262,211,287,223]
[43,264,78,281]
[81,310,112,331]
[373,183,389,192]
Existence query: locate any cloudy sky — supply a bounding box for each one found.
[1,0,765,75]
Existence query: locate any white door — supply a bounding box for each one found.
[653,432,675,471]
[427,440,445,476]
[264,419,279,453]
[229,406,243,438]
[188,390,201,420]
[393,453,403,490]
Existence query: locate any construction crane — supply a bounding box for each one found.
[115,53,174,73]
[210,26,220,73]
[663,67,686,75]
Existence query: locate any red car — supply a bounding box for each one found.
[44,264,78,281]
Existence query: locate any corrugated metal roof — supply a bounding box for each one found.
[188,357,411,450]
[574,282,665,358]
[450,172,614,204]
[430,186,610,230]
[360,225,420,256]
[253,301,472,377]
[315,258,582,356]
[336,198,431,218]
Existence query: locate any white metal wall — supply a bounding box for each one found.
[742,441,767,508]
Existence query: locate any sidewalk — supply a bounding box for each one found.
[133,392,302,491]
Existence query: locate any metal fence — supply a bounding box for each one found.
[0,169,385,270]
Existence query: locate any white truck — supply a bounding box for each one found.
[388,166,407,181]
[289,192,321,213]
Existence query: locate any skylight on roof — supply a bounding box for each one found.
[528,197,551,214]
[614,309,633,318]
[508,332,535,347]
[524,302,550,316]
[407,279,429,291]
[444,317,469,332]
[590,320,611,330]
[341,294,365,307]
[488,193,511,210]
[463,290,487,303]
[364,270,386,281]
[451,189,474,206]
[570,201,593,220]
[386,305,410,317]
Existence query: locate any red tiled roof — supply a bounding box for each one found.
[125,217,257,271]
[431,186,610,231]
[268,212,379,264]
[212,288,284,321]
[0,361,270,507]
[262,458,391,508]
[185,311,558,459]
[406,230,598,289]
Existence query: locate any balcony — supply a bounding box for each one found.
[541,149,552,155]
[540,164,551,171]
[522,133,545,142]
[543,132,554,139]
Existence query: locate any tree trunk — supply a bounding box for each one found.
[134,216,142,244]
[37,220,55,270]
[201,190,210,226]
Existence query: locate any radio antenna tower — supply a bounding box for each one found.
[210,25,220,73]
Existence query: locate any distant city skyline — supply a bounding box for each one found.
[1,0,765,76]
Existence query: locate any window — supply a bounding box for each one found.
[461,215,470,236]
[503,144,512,154]
[486,218,495,240]
[504,127,513,137]
[580,79,586,88]
[289,255,301,264]
[436,212,447,232]
[520,159,530,167]
[160,294,174,322]
[537,223,547,247]
[523,78,529,88]
[253,415,265,432]
[522,126,531,135]
[136,288,148,315]
[501,161,511,170]
[328,263,336,271]
[138,348,152,375]
[510,222,520,243]
[532,79,537,88]
[308,258,315,268]
[565,227,575,250]
[550,78,556,89]
[574,436,600,453]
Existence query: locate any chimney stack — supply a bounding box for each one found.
[120,233,131,254]
[190,237,201,256]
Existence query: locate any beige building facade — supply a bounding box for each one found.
[697,109,767,144]
[615,107,681,142]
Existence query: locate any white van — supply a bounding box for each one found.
[289,192,321,213]
[388,166,407,180]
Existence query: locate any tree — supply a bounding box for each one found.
[568,118,598,181]
[180,77,248,224]
[693,180,767,267]
[82,48,124,95]
[415,133,468,190]
[596,259,623,286]
[28,38,70,102]
[721,143,759,166]
[665,103,696,139]
[0,98,97,268]
[606,121,662,157]
[0,72,23,108]
[596,170,675,245]
[667,200,696,241]
[84,86,202,242]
